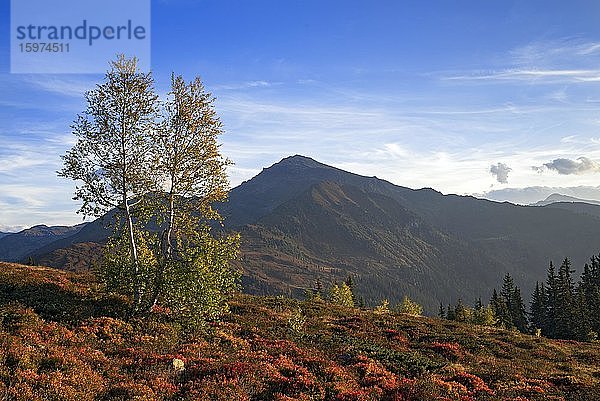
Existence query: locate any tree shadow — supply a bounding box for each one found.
[0,282,128,324]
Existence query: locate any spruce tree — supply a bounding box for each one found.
[396,296,423,316]
[438,302,446,319]
[454,299,472,322]
[491,287,511,328]
[579,256,600,335]
[344,275,357,305]
[545,261,559,338]
[446,304,456,320]
[530,282,547,334]
[555,258,576,339]
[511,287,529,333]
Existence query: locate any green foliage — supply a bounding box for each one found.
[472,302,497,326]
[453,299,472,323]
[395,295,423,316]
[374,298,390,314]
[444,298,496,327]
[329,282,354,307]
[287,306,306,335]
[60,55,239,327]
[160,233,240,329]
[488,274,528,332]
[98,230,158,300]
[529,256,600,341]
[438,302,446,319]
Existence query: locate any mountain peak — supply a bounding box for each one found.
[272,155,331,169]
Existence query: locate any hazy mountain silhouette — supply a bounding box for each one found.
[530,193,600,206]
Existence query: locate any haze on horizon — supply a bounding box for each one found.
[3,0,600,231]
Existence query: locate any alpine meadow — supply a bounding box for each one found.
[3,1,600,400]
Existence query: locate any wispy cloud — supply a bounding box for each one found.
[24,76,97,97]
[444,38,600,84]
[213,80,279,91]
[445,69,600,83]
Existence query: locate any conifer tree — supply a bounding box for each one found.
[446,304,456,320]
[555,258,576,339]
[490,288,511,328]
[472,298,496,326]
[530,282,547,334]
[396,296,423,316]
[579,255,600,335]
[454,299,472,322]
[330,282,354,307]
[344,275,357,305]
[438,302,446,319]
[545,261,559,338]
[315,278,323,299]
[511,287,528,333]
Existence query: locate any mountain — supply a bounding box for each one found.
[237,180,504,309]
[25,217,112,271]
[0,224,87,263]
[8,155,600,312]
[531,193,600,206]
[226,156,600,310]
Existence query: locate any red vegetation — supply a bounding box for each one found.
[0,262,598,400]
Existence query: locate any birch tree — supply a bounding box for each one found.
[58,55,158,313]
[60,58,239,325]
[148,74,239,322]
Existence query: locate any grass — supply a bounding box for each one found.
[0,261,598,400]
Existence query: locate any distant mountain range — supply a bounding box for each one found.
[483,185,600,205]
[530,193,600,207]
[4,155,600,312]
[0,224,86,263]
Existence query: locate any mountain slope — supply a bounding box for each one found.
[540,201,600,219]
[26,217,112,270]
[239,181,504,310]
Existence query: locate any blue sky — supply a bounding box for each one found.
[3,1,600,230]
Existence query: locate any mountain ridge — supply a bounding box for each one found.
[4,155,600,312]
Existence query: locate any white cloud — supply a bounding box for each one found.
[534,157,600,175]
[490,162,512,183]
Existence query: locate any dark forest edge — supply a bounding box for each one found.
[436,255,600,342]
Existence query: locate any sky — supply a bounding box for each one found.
[3,1,600,230]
